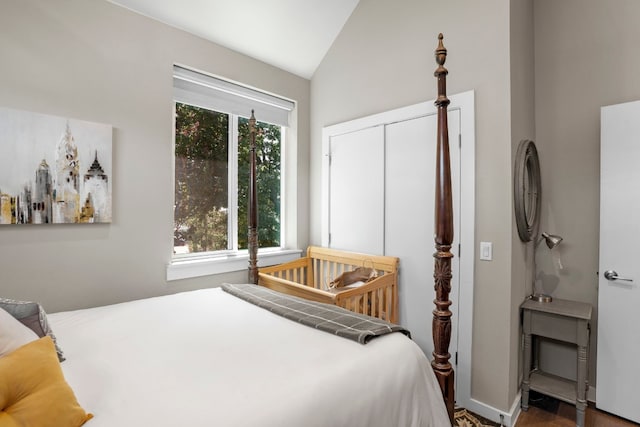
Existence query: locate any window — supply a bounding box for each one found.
[174,104,230,254]
[173,105,282,255]
[169,66,298,279]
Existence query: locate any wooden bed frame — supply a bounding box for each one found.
[246,33,456,423]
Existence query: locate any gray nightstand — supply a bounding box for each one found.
[520,297,592,427]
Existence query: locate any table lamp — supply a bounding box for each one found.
[531,232,563,302]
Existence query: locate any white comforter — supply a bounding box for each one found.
[49,288,450,427]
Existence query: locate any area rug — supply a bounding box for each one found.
[454,408,501,427]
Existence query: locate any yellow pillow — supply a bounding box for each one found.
[0,336,93,427]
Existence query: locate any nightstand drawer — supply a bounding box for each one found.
[528,310,580,343]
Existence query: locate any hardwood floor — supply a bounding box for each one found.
[515,392,638,426]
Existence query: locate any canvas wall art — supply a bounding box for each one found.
[0,107,112,224]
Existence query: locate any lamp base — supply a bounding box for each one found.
[530,293,552,303]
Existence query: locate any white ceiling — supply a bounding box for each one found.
[108,0,360,79]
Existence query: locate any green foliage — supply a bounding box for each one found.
[174,103,281,254]
[237,117,281,249]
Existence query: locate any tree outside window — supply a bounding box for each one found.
[174,103,281,255]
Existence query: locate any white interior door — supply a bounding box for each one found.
[597,100,640,424]
[385,110,460,359]
[328,126,384,254]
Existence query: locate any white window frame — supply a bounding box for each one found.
[167,66,301,281]
[228,114,239,254]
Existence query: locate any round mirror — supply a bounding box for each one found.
[514,140,541,242]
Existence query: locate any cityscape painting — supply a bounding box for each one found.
[0,107,112,224]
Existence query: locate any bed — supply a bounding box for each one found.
[0,35,456,427]
[47,286,450,427]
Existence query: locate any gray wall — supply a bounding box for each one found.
[0,0,310,312]
[533,0,640,389]
[311,0,517,411]
[510,0,535,401]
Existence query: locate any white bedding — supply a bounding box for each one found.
[49,288,450,427]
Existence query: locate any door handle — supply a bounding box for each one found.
[604,270,634,282]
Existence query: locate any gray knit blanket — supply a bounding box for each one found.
[221,283,410,344]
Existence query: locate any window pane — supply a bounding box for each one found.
[174,103,229,254]
[237,117,281,250]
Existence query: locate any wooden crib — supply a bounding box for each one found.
[258,246,399,323]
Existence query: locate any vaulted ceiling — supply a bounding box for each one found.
[108,0,360,79]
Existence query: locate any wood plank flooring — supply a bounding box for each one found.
[515,392,638,426]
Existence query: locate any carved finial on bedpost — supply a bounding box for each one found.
[434,33,450,110]
[248,110,259,285]
[432,33,455,423]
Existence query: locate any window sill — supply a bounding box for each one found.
[166,248,302,282]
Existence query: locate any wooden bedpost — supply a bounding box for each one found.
[432,33,455,422]
[248,110,259,284]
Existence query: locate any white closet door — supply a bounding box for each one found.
[384,110,461,359]
[323,93,474,412]
[328,126,385,254]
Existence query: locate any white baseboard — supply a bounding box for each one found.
[463,386,596,426]
[462,392,521,427]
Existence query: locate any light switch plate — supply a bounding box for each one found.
[480,241,492,261]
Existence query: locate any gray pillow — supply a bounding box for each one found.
[0,298,65,362]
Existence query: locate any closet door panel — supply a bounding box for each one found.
[328,126,384,255]
[385,110,460,357]
[385,115,437,353]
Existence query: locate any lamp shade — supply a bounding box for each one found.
[541,232,563,249]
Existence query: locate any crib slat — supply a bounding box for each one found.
[316,259,322,289]
[370,290,377,318]
[385,288,390,321]
[332,262,337,286]
[360,293,367,316]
